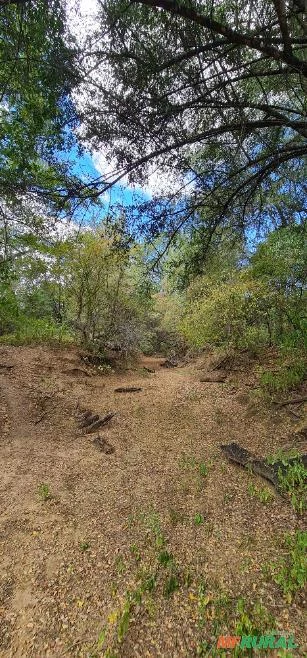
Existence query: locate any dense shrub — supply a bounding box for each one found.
[0,318,74,345]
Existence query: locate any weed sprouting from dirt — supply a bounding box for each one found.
[139,509,166,548]
[38,482,51,501]
[199,462,208,478]
[266,531,307,602]
[278,460,307,515]
[163,571,180,597]
[266,451,307,514]
[158,549,173,566]
[248,483,274,504]
[114,555,126,575]
[130,543,141,563]
[266,449,300,466]
[194,512,205,525]
[178,453,197,470]
[179,453,210,493]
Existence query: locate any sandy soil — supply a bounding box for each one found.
[0,345,305,658]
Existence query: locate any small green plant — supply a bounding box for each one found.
[114,555,126,574]
[130,543,141,563]
[158,549,173,566]
[80,541,90,552]
[163,570,180,597]
[117,598,132,643]
[266,449,300,466]
[140,509,166,548]
[196,640,209,656]
[197,581,210,629]
[96,627,106,651]
[248,482,274,504]
[194,512,205,525]
[179,454,210,492]
[268,530,307,602]
[277,458,307,515]
[199,462,208,477]
[182,568,193,588]
[178,453,197,470]
[233,598,274,656]
[140,572,156,593]
[38,482,51,501]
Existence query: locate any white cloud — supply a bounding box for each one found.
[91,150,183,198]
[67,0,99,42]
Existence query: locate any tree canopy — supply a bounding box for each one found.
[0,0,306,269]
[69,0,305,248]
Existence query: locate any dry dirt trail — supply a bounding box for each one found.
[0,345,305,658]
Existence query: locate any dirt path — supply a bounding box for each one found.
[0,346,305,657]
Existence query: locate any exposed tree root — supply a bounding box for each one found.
[84,412,115,434]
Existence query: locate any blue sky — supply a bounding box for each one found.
[67,146,151,226]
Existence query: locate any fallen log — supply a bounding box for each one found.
[114,386,142,393]
[76,409,93,422]
[84,412,115,434]
[220,442,307,490]
[79,413,99,428]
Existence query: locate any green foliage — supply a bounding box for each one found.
[0,0,80,205]
[117,598,132,643]
[139,509,166,549]
[80,541,90,552]
[0,283,20,334]
[248,483,274,504]
[180,270,273,350]
[145,289,186,356]
[75,0,306,245]
[268,531,307,602]
[260,352,307,395]
[277,458,307,515]
[266,449,300,466]
[0,318,74,346]
[0,227,157,356]
[199,462,208,478]
[194,513,205,525]
[178,453,197,469]
[233,599,274,656]
[265,451,307,514]
[38,483,51,501]
[173,226,307,392]
[163,572,180,598]
[158,550,173,566]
